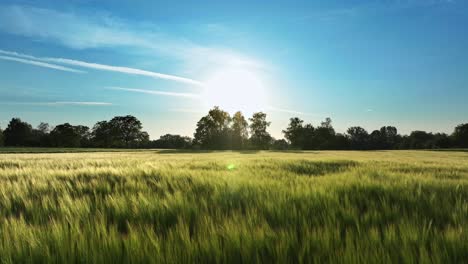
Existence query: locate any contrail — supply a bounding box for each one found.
[0,55,85,73]
[0,49,204,86]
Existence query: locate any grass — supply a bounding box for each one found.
[0,149,467,263]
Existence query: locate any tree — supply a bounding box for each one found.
[0,126,3,147]
[231,111,249,149]
[407,131,433,149]
[109,115,145,148]
[283,117,304,148]
[74,125,91,147]
[272,139,289,150]
[152,134,192,149]
[3,118,33,146]
[32,122,52,147]
[314,118,336,149]
[193,107,232,149]
[379,126,398,149]
[91,121,115,147]
[347,126,370,150]
[249,112,272,149]
[50,123,82,147]
[301,124,317,150]
[90,116,148,148]
[453,123,468,148]
[331,133,349,150]
[432,133,452,149]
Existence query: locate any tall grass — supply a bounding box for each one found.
[0,150,467,263]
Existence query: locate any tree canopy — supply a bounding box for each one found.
[0,110,467,151]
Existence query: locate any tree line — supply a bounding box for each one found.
[1,106,467,150]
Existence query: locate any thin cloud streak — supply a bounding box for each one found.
[267,106,320,117]
[0,5,265,73]
[106,86,200,98]
[0,55,85,73]
[0,49,204,86]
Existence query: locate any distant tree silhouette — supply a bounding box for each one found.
[301,124,316,149]
[272,139,289,150]
[3,118,33,146]
[453,123,468,148]
[91,121,115,147]
[332,133,349,150]
[194,107,232,149]
[347,126,370,150]
[151,134,192,149]
[109,115,146,148]
[313,118,336,149]
[406,131,434,149]
[249,112,272,150]
[50,123,83,147]
[231,111,249,149]
[0,112,465,150]
[283,117,305,148]
[0,126,4,146]
[432,133,452,149]
[90,116,148,148]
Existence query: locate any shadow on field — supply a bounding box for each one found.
[429,149,468,153]
[282,160,359,176]
[156,149,322,154]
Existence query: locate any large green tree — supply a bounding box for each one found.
[231,111,249,149]
[152,134,192,149]
[249,112,272,150]
[453,123,468,148]
[283,117,304,148]
[0,126,3,147]
[91,116,148,148]
[109,115,146,147]
[347,126,370,150]
[50,123,83,147]
[194,107,232,149]
[3,118,33,146]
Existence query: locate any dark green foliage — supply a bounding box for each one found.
[50,123,89,147]
[347,126,370,150]
[0,111,466,150]
[283,117,305,148]
[0,126,3,146]
[3,118,33,146]
[249,112,272,150]
[453,123,468,148]
[193,106,232,149]
[91,116,149,148]
[231,111,249,149]
[272,139,289,150]
[150,134,192,149]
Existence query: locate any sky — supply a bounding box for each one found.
[0,0,467,139]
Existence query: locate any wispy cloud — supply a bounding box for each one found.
[0,5,265,73]
[0,49,203,86]
[0,55,85,73]
[106,86,200,98]
[0,101,112,106]
[267,106,320,117]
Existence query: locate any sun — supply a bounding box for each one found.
[201,68,269,116]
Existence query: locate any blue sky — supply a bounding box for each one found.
[0,0,467,139]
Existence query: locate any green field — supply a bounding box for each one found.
[0,150,468,263]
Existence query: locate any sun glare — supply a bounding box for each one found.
[201,68,269,116]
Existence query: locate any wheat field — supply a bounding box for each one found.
[0,150,467,263]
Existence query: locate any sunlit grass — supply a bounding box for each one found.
[0,150,467,263]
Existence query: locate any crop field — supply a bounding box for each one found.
[0,150,467,263]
